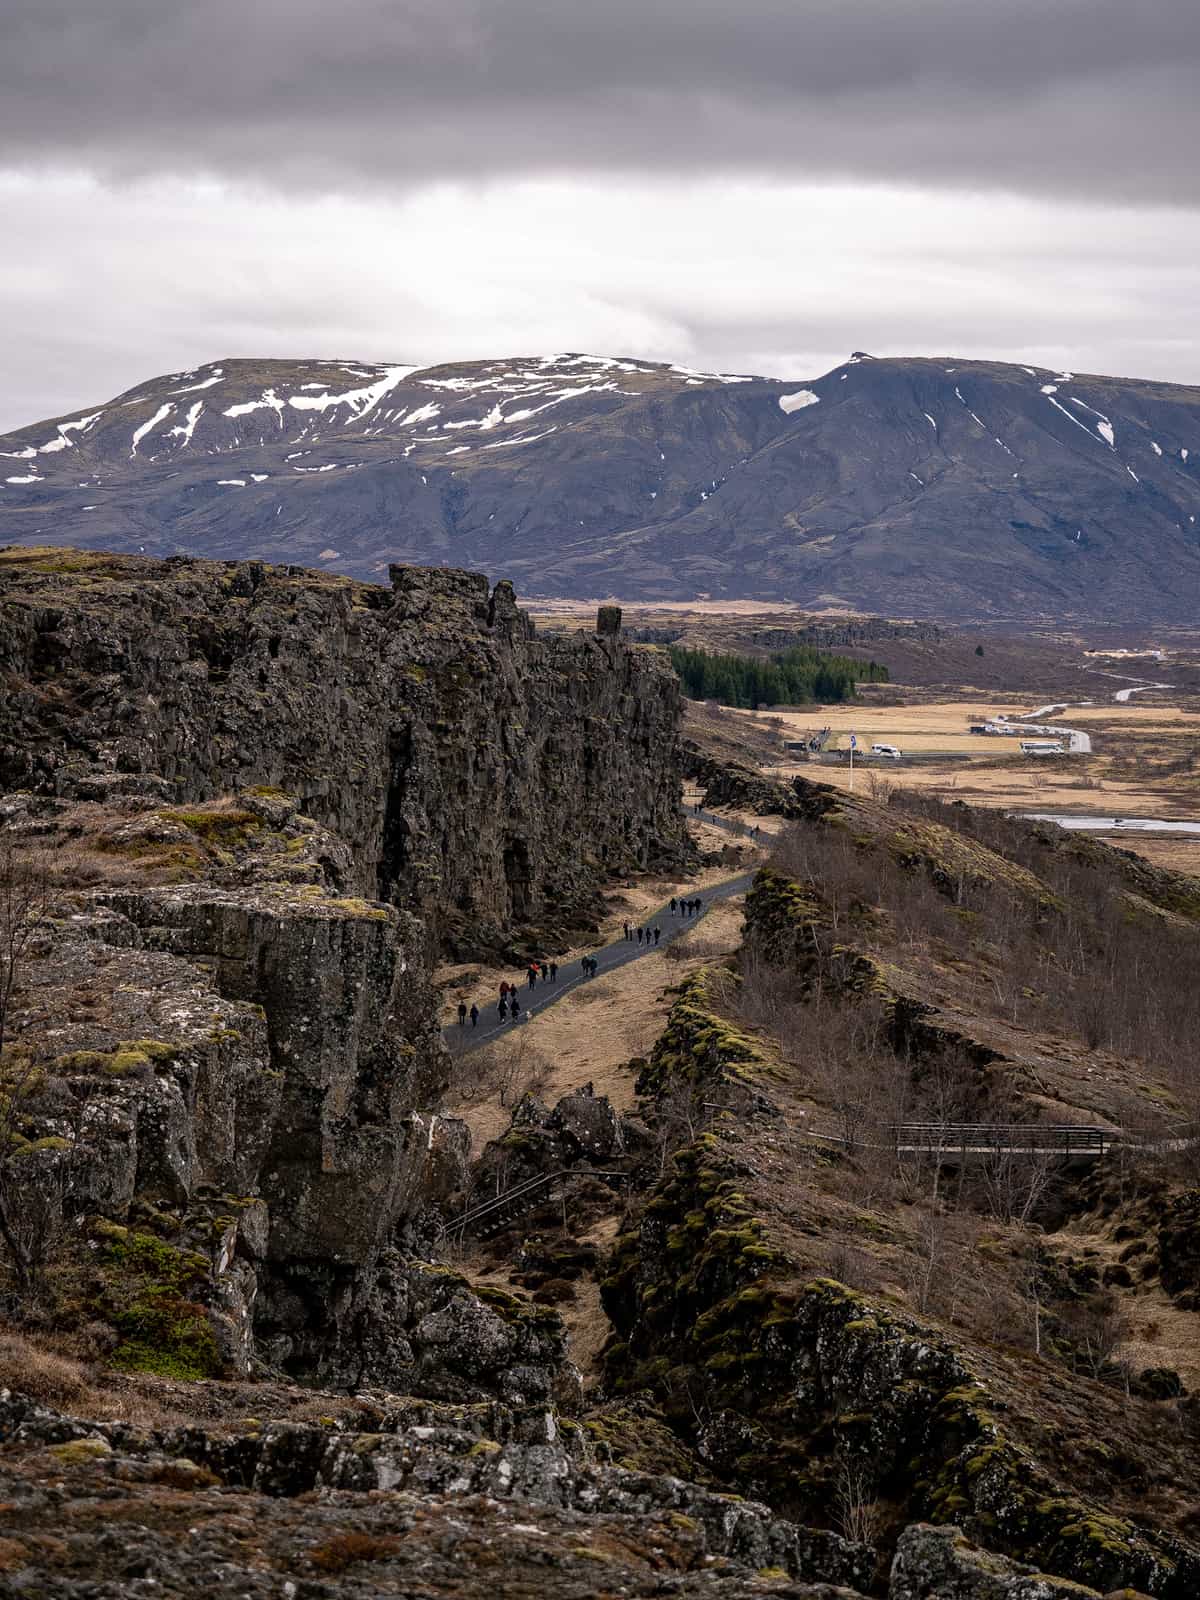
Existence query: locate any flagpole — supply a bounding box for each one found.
[849,733,854,792]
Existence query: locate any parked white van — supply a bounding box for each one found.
[870,743,902,760]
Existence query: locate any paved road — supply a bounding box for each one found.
[684,803,766,837]
[999,712,1092,754]
[444,866,755,1055]
[1114,681,1170,702]
[1017,812,1200,835]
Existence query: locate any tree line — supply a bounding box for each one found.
[667,643,888,708]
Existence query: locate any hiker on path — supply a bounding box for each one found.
[469,1004,479,1027]
[498,997,508,1020]
[670,897,677,915]
[654,927,661,946]
[457,1001,467,1026]
[637,927,643,945]
[500,980,510,999]
[527,967,537,990]
[549,961,558,981]
[623,921,631,941]
[510,994,521,1021]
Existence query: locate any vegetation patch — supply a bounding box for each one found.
[636,968,771,1100]
[91,1224,222,1381]
[669,642,887,708]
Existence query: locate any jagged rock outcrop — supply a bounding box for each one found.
[0,1387,873,1596]
[602,1144,1200,1596]
[889,1524,1117,1599]
[0,550,691,957]
[682,742,808,817]
[0,1391,1143,1597]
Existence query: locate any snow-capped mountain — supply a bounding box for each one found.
[3,351,1200,622]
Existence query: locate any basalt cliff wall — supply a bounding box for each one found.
[0,549,690,957]
[0,548,689,1384]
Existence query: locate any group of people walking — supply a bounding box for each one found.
[453,889,711,1034]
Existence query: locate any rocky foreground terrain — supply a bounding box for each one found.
[0,548,1198,1596]
[4,351,1200,622]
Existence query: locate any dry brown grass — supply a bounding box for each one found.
[0,1330,185,1428]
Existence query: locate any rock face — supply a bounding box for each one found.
[5,352,1200,622]
[0,550,691,957]
[0,551,690,1385]
[889,1524,1114,1599]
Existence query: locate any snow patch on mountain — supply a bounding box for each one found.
[778,390,820,414]
[225,390,285,422]
[172,372,224,394]
[169,402,205,447]
[131,405,174,454]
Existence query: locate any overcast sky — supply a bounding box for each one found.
[4,0,1199,430]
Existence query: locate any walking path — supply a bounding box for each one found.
[444,868,755,1055]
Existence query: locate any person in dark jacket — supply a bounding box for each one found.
[498,996,508,1020]
[469,1004,479,1027]
[457,1000,467,1026]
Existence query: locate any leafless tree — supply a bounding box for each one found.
[1062,1296,1129,1382]
[833,1448,884,1547]
[651,1078,714,1174]
[979,1146,1056,1227]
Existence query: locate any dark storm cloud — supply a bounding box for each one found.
[3,0,1198,202]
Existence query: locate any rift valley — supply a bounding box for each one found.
[0,548,1198,1599]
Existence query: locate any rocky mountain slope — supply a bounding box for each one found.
[3,352,1200,623]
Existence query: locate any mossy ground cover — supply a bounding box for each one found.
[87,1221,222,1381]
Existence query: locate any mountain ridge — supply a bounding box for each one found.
[3,349,1200,622]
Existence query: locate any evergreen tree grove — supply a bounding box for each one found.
[667,644,888,708]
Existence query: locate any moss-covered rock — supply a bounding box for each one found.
[636,968,772,1102]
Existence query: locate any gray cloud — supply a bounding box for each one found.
[3,0,1198,202]
[3,171,1200,433]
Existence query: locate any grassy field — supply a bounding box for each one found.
[728,700,1071,755]
[710,689,1200,874]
